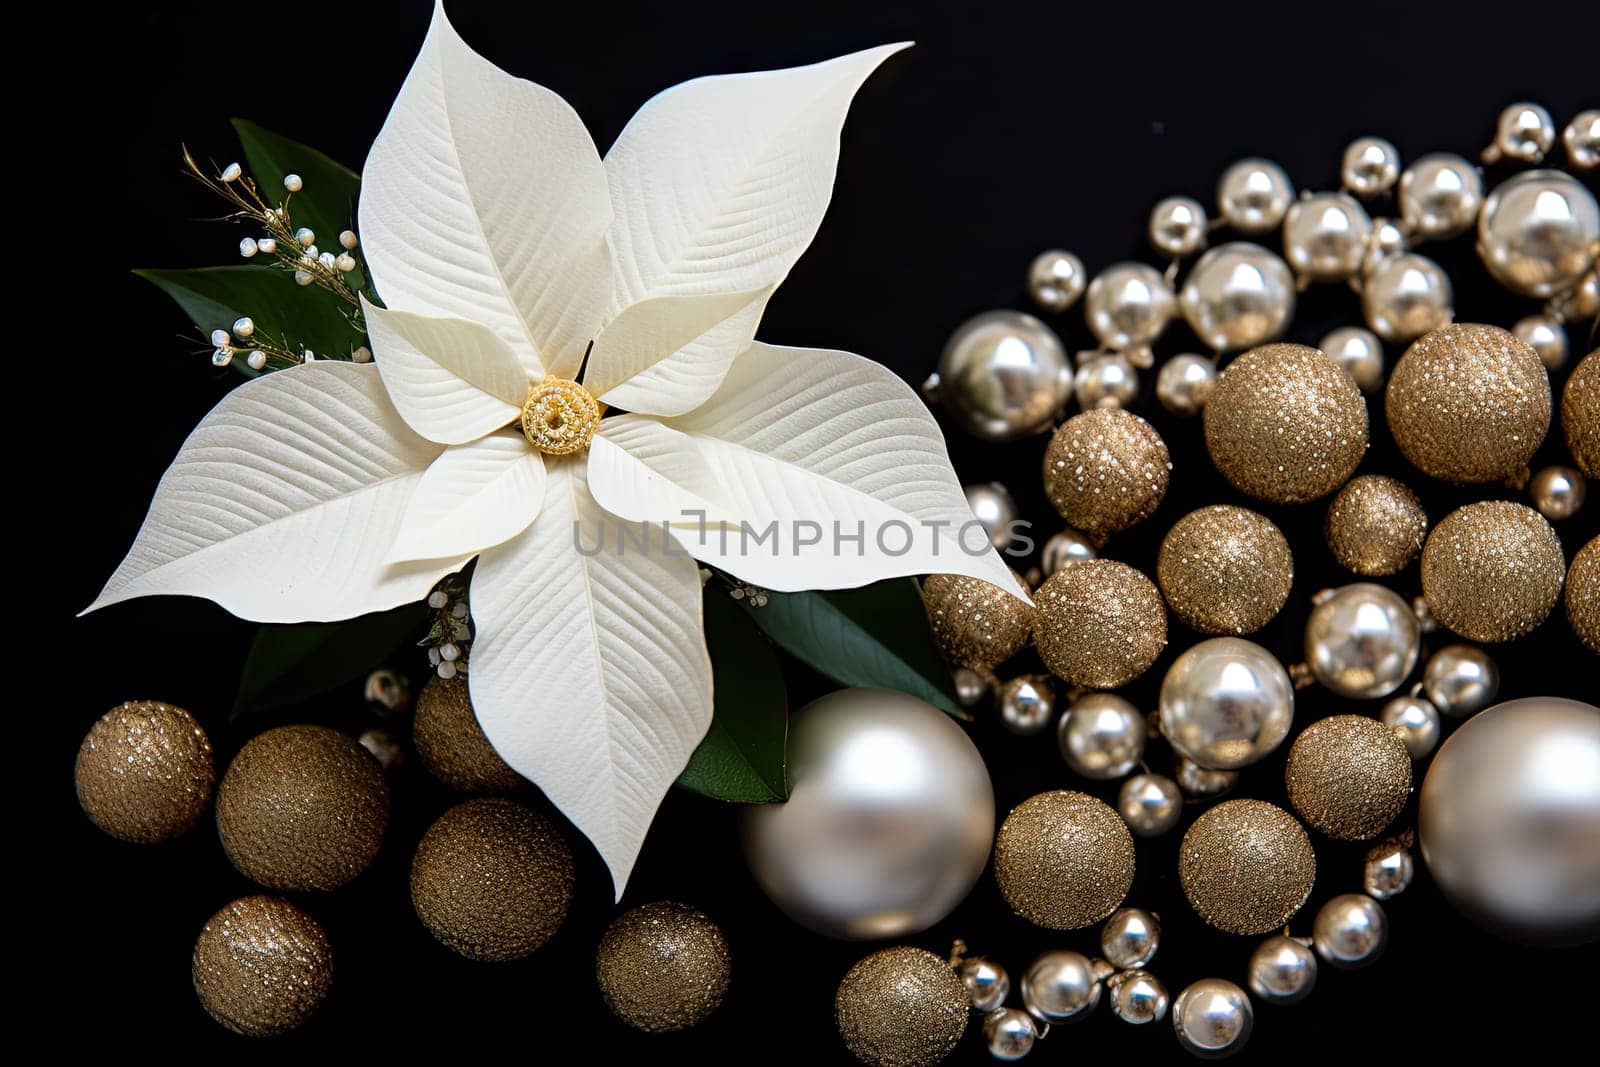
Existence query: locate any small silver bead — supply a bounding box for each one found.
[1118,773,1183,837]
[1247,935,1316,1004]
[1085,261,1176,353]
[1100,907,1160,969]
[257,237,277,254]
[1313,894,1387,969]
[1039,528,1097,576]
[1364,839,1415,900]
[1217,158,1292,233]
[1175,756,1238,798]
[1149,196,1208,258]
[1028,249,1087,312]
[1566,110,1600,169]
[1284,192,1373,284]
[953,667,990,709]
[1059,692,1145,779]
[295,227,316,247]
[232,316,254,339]
[1341,136,1400,198]
[282,172,304,192]
[959,956,1011,1013]
[1360,217,1408,278]
[1529,466,1586,521]
[239,237,258,258]
[1380,695,1441,759]
[1319,326,1384,393]
[1172,979,1252,1058]
[1422,644,1499,719]
[1021,950,1101,1023]
[984,1007,1038,1060]
[220,162,242,183]
[965,481,1019,551]
[999,675,1057,736]
[1108,970,1169,1025]
[1074,353,1139,410]
[1398,153,1482,240]
[1512,315,1569,371]
[1155,353,1217,416]
[1489,102,1556,163]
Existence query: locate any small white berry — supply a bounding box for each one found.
[212,347,233,367]
[239,237,258,258]
[450,602,468,619]
[232,316,254,338]
[246,350,267,371]
[319,251,337,270]
[440,643,460,662]
[294,270,313,286]
[339,230,358,250]
[295,227,315,247]
[283,173,303,192]
[257,237,277,254]
[428,591,449,609]
[352,345,373,364]
[427,646,442,666]
[221,162,242,182]
[437,660,458,680]
[303,349,316,361]
[335,252,357,273]
[211,328,231,347]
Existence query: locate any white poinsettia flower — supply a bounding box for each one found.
[90,3,1023,894]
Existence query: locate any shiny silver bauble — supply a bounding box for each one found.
[1118,773,1183,837]
[1217,158,1293,233]
[1247,935,1317,1004]
[1341,136,1400,198]
[1421,644,1499,719]
[1477,170,1600,298]
[1149,196,1209,258]
[1058,692,1146,779]
[1513,314,1569,371]
[1074,353,1139,410]
[1020,950,1103,1023]
[1320,326,1385,393]
[1179,242,1295,352]
[1380,695,1441,759]
[1172,978,1253,1058]
[1489,102,1556,164]
[1039,528,1097,576]
[931,311,1071,442]
[965,481,1020,551]
[1362,253,1453,344]
[1399,153,1482,240]
[1028,249,1088,312]
[1304,583,1421,699]
[1085,261,1177,355]
[1155,353,1218,415]
[1313,894,1388,969]
[999,675,1057,737]
[1159,638,1294,770]
[1284,192,1373,283]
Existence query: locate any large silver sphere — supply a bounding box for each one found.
[1020,950,1102,1023]
[1159,638,1294,770]
[1362,253,1454,343]
[1477,170,1600,298]
[965,481,1019,551]
[933,311,1071,441]
[1320,326,1385,393]
[1118,773,1183,837]
[1342,136,1401,198]
[1312,894,1388,969]
[1217,158,1293,233]
[1421,644,1499,719]
[1058,692,1145,779]
[740,689,995,939]
[1028,249,1087,312]
[1179,242,1295,352]
[1399,153,1483,240]
[1149,195,1209,258]
[1085,261,1177,354]
[1172,978,1253,1058]
[1246,935,1317,1004]
[1304,583,1421,699]
[1156,353,1217,415]
[1284,192,1373,283]
[1418,697,1600,947]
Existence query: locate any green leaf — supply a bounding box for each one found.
[231,118,366,290]
[741,579,966,718]
[234,602,428,716]
[677,592,789,803]
[137,265,366,375]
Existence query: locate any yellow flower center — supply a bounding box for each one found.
[520,379,602,455]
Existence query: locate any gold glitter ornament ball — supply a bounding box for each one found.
[1421,501,1566,642]
[1041,408,1171,538]
[994,790,1135,929]
[1387,323,1550,484]
[596,902,731,1032]
[192,896,333,1037]
[75,700,215,843]
[1324,474,1428,576]
[1180,799,1316,935]
[412,675,524,793]
[835,946,969,1067]
[1285,715,1413,841]
[1568,537,1600,653]
[1157,505,1293,634]
[922,570,1034,670]
[1203,343,1368,503]
[410,797,573,961]
[1034,560,1167,688]
[216,725,390,891]
[1565,350,1600,477]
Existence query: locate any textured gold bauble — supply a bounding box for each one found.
[596,902,731,1032]
[1421,501,1566,642]
[75,700,215,843]
[521,378,602,455]
[1157,505,1293,634]
[1285,715,1412,841]
[1203,343,1368,503]
[922,570,1034,670]
[1568,536,1600,654]
[1564,350,1600,477]
[1386,324,1550,484]
[410,797,573,961]
[1179,799,1316,935]
[1324,474,1428,576]
[216,725,389,891]
[412,675,524,793]
[835,946,969,1067]
[994,790,1135,930]
[1041,408,1171,538]
[1033,560,1166,688]
[192,896,333,1037]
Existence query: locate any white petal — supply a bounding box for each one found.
[470,460,711,897]
[88,362,463,622]
[360,2,612,377]
[588,342,1026,598]
[385,434,545,565]
[365,301,526,445]
[584,289,767,416]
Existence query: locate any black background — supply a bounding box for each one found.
[48,1,1599,1061]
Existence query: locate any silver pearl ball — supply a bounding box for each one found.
[1313,894,1388,969]
[1179,242,1295,352]
[1284,192,1373,284]
[958,956,1011,1013]
[1155,353,1217,415]
[1419,697,1600,946]
[953,667,990,710]
[1108,970,1169,1025]
[1040,528,1097,576]
[1380,695,1441,759]
[1360,217,1409,279]
[1160,638,1294,770]
[1304,583,1422,700]
[1491,102,1556,163]
[1100,907,1160,969]
[932,311,1072,441]
[1085,262,1177,353]
[1150,196,1209,258]
[1566,109,1600,169]
[1341,136,1401,198]
[1020,950,1102,1023]
[1399,153,1483,240]
[999,675,1057,737]
[1246,935,1317,1004]
[1529,465,1586,521]
[1217,158,1293,233]
[1422,644,1500,719]
[1175,757,1239,798]
[984,1007,1038,1060]
[1477,170,1600,298]
[1074,353,1140,410]
[1059,692,1146,779]
[1319,326,1385,393]
[1028,249,1088,312]
[965,482,1019,551]
[1118,773,1183,837]
[1362,252,1454,343]
[740,689,995,939]
[1172,978,1253,1058]
[1564,268,1600,320]
[1512,314,1569,371]
[1364,839,1416,900]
